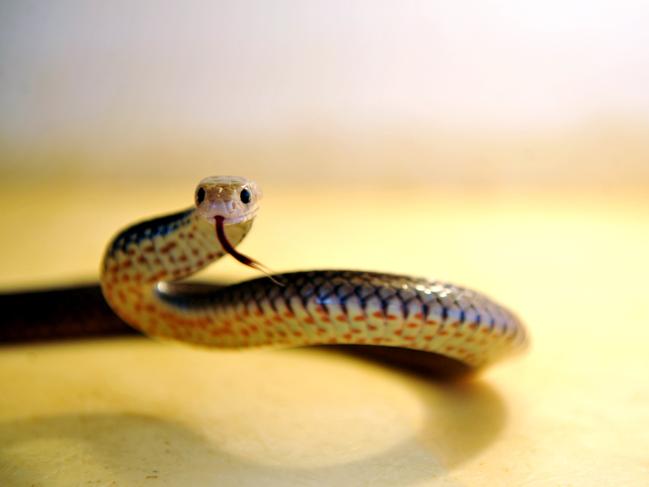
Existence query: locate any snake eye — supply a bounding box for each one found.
[196,187,206,205]
[240,188,251,204]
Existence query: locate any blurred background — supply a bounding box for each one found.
[2,0,649,187]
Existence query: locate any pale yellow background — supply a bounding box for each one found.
[2,1,649,187]
[2,1,649,485]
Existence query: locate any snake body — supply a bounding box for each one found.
[100,176,527,369]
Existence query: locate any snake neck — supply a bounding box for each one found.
[100,208,252,328]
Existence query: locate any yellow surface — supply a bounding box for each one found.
[1,180,648,486]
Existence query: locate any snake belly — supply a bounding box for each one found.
[101,207,527,368]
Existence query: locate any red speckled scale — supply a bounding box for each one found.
[101,179,528,370]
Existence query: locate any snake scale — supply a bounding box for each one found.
[99,176,527,369]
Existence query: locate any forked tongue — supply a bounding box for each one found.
[215,216,283,285]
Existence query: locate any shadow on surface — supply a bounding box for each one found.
[319,344,476,380]
[0,364,505,486]
[309,346,505,467]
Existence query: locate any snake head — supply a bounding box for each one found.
[194,176,262,224]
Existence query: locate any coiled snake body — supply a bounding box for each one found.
[100,176,527,369]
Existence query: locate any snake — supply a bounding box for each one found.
[98,175,527,370]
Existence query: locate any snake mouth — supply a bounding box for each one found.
[200,208,258,225]
[221,208,259,224]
